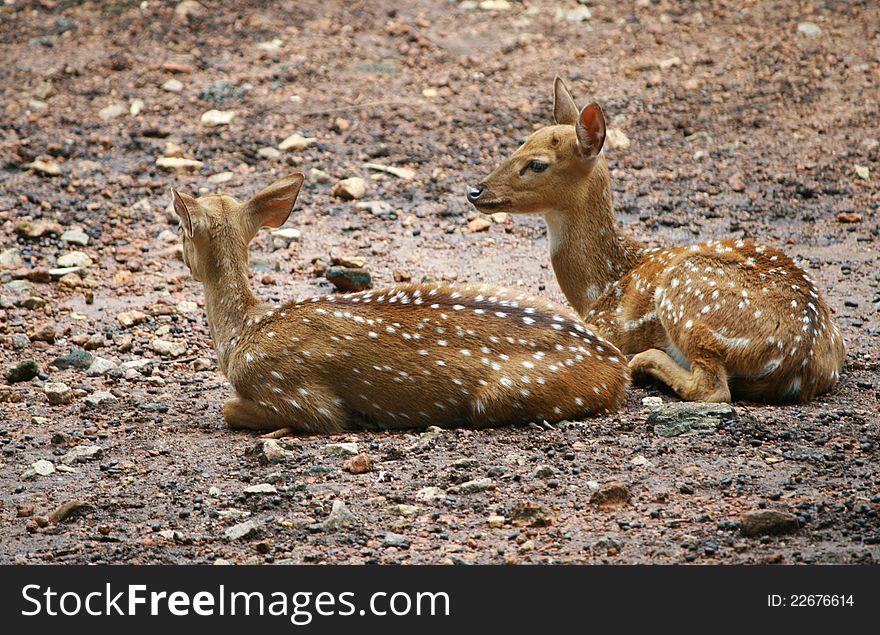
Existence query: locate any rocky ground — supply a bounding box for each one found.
[1,0,878,564]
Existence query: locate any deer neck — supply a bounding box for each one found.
[200,240,257,372]
[544,158,643,317]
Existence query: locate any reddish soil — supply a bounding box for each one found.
[1,0,878,564]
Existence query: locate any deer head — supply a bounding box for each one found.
[171,173,305,282]
[467,77,607,215]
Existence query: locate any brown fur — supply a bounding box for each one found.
[172,173,629,433]
[469,78,845,403]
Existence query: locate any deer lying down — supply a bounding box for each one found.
[171,173,628,433]
[467,78,845,404]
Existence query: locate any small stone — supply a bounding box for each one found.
[15,220,61,238]
[511,501,555,527]
[797,21,822,37]
[21,459,55,481]
[152,339,187,357]
[99,103,127,121]
[605,128,631,150]
[479,0,511,10]
[224,519,261,540]
[60,444,102,465]
[175,1,207,20]
[48,267,82,280]
[518,540,535,553]
[28,159,61,176]
[447,477,493,495]
[60,229,90,246]
[30,323,56,343]
[393,269,412,283]
[590,481,631,509]
[325,267,373,292]
[270,227,301,249]
[836,212,863,223]
[415,486,447,501]
[156,157,203,172]
[467,217,491,232]
[86,357,118,377]
[50,348,93,370]
[728,173,746,192]
[854,164,870,180]
[487,515,506,528]
[562,5,591,21]
[176,300,199,314]
[45,382,73,405]
[257,38,283,53]
[641,396,664,409]
[11,334,31,350]
[0,248,22,266]
[382,532,410,548]
[533,465,555,478]
[117,310,149,328]
[200,109,236,127]
[278,134,318,152]
[363,162,416,180]
[317,499,357,532]
[161,78,184,93]
[129,99,144,116]
[355,200,393,216]
[388,504,420,517]
[85,391,118,408]
[253,439,295,464]
[5,359,39,383]
[208,171,234,184]
[192,357,212,371]
[741,510,800,537]
[489,212,509,224]
[331,177,367,200]
[649,402,735,437]
[244,483,277,495]
[308,168,332,183]
[258,146,282,160]
[342,453,374,474]
[57,251,93,269]
[322,442,359,457]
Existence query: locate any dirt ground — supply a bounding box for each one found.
[1,0,878,565]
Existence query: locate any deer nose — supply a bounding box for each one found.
[467,185,484,203]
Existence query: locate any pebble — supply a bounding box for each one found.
[325,267,372,292]
[322,442,359,457]
[415,486,447,501]
[308,168,332,183]
[161,78,184,93]
[28,159,61,176]
[258,146,282,160]
[797,21,822,37]
[5,359,39,383]
[60,444,102,465]
[641,396,663,409]
[99,103,127,121]
[561,5,591,22]
[57,251,92,269]
[342,453,374,474]
[0,248,22,266]
[467,217,491,233]
[156,157,203,172]
[487,515,506,528]
[21,459,55,481]
[590,481,631,509]
[200,109,236,127]
[208,171,234,184]
[363,162,416,180]
[330,177,367,200]
[116,310,149,328]
[224,519,261,541]
[511,501,554,527]
[243,483,277,495]
[447,477,493,495]
[60,229,90,246]
[316,499,357,532]
[50,348,93,370]
[85,391,118,408]
[382,532,410,548]
[152,339,187,357]
[48,266,83,279]
[649,402,735,437]
[86,357,118,376]
[355,200,393,216]
[44,382,73,405]
[270,227,301,249]
[388,504,420,517]
[176,300,199,314]
[479,0,511,10]
[11,334,31,350]
[605,128,631,151]
[741,510,800,537]
[854,164,870,180]
[278,134,317,151]
[192,357,213,371]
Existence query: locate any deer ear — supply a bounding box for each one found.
[553,76,579,126]
[171,189,198,238]
[575,102,606,159]
[245,173,305,229]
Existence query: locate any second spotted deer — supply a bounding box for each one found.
[172,173,628,433]
[468,78,845,403]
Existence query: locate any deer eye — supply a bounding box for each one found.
[528,160,548,173]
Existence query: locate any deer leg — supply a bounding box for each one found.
[629,349,731,403]
[223,397,289,431]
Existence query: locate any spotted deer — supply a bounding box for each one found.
[467,77,845,403]
[171,173,628,433]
